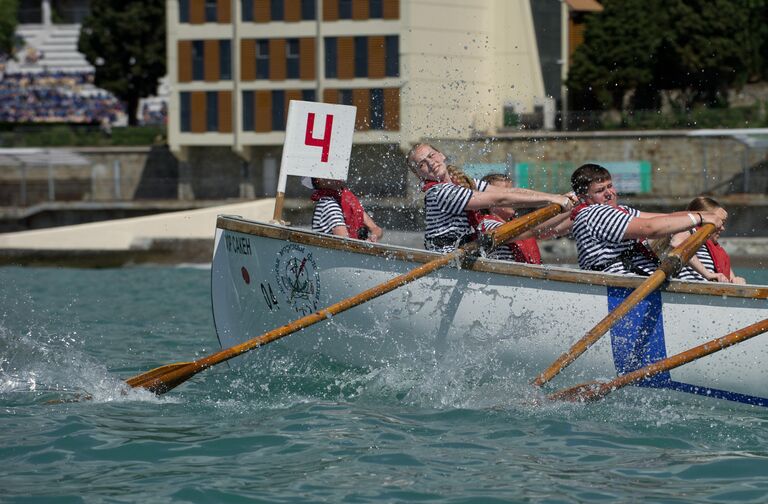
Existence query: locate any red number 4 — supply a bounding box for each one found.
[304,113,334,162]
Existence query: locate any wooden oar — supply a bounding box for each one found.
[549,318,768,402]
[126,203,566,395]
[532,223,716,387]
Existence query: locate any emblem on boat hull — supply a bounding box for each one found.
[275,244,320,315]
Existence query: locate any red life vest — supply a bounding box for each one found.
[705,239,731,275]
[311,187,365,238]
[480,214,542,264]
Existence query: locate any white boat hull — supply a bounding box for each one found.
[211,217,768,406]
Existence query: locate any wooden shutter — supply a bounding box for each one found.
[254,0,270,22]
[189,0,205,23]
[323,0,338,20]
[269,39,286,80]
[178,41,192,82]
[299,38,315,80]
[353,88,370,130]
[285,90,302,117]
[255,90,272,132]
[217,0,231,22]
[323,89,339,104]
[383,88,399,130]
[382,0,398,19]
[337,37,354,80]
[241,39,255,80]
[191,91,206,132]
[204,39,219,81]
[367,36,385,79]
[285,0,301,21]
[218,90,232,132]
[352,0,368,19]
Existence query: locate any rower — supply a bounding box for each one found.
[476,173,572,264]
[308,177,383,242]
[570,163,726,276]
[406,143,576,253]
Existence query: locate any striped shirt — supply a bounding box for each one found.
[478,217,518,261]
[423,179,488,253]
[311,197,345,234]
[572,204,659,275]
[675,233,711,281]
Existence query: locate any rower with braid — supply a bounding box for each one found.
[406,143,576,253]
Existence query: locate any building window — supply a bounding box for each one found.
[301,0,315,19]
[272,90,285,130]
[192,40,204,80]
[205,0,217,21]
[256,39,269,79]
[370,88,384,129]
[339,0,352,19]
[179,0,189,22]
[339,89,353,105]
[271,0,283,20]
[370,0,382,18]
[302,89,316,101]
[354,36,367,78]
[385,36,399,77]
[242,0,253,21]
[180,92,191,131]
[206,91,219,131]
[220,39,232,80]
[242,90,254,130]
[324,37,337,78]
[286,39,299,79]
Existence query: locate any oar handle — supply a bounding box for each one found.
[550,317,768,402]
[127,203,569,394]
[533,223,716,387]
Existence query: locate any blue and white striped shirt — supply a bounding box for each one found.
[311,197,345,234]
[423,179,488,253]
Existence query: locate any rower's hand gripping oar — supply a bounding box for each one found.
[126,203,567,395]
[532,223,717,387]
[549,317,768,402]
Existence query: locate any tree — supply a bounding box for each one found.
[568,0,762,111]
[0,0,19,59]
[567,0,667,110]
[78,0,166,126]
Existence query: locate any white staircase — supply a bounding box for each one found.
[10,24,94,74]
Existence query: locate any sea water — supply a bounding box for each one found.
[1,265,767,503]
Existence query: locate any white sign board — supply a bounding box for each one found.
[277,101,357,192]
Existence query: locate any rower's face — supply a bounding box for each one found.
[584,178,618,207]
[411,145,448,182]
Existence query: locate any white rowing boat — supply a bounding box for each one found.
[211,215,768,407]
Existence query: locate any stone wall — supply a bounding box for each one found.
[437,131,767,197]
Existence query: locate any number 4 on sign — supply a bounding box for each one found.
[305,113,333,162]
[272,101,357,223]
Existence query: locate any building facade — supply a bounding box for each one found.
[166,0,561,198]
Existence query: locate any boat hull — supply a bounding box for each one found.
[211,217,768,406]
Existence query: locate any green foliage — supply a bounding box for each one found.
[0,124,166,147]
[78,0,166,126]
[568,0,767,111]
[0,0,18,58]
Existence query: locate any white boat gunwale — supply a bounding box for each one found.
[216,215,768,300]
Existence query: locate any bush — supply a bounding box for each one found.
[0,124,166,147]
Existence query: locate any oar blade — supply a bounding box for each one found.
[547,381,609,403]
[125,362,193,389]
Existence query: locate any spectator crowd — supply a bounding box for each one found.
[0,70,126,124]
